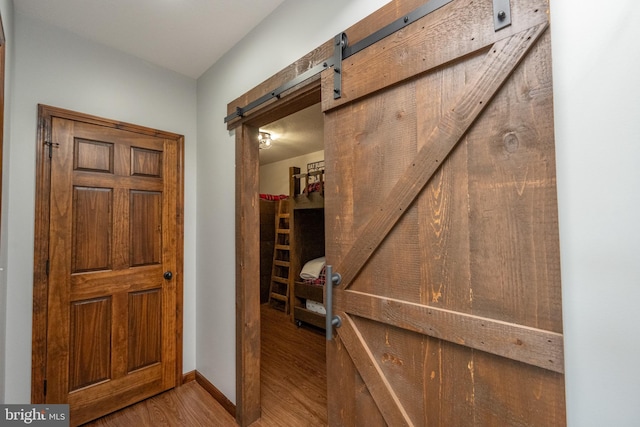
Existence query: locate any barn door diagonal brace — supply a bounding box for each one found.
[224,0,453,123]
[337,313,414,426]
[335,23,549,289]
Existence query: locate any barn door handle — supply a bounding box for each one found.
[325,265,342,341]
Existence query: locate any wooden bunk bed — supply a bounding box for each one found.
[288,165,326,329]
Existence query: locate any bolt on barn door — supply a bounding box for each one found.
[322,0,564,425]
[44,113,181,426]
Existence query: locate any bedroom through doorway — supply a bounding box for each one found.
[258,103,328,425]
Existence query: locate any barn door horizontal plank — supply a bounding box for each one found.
[335,289,564,373]
[334,22,548,289]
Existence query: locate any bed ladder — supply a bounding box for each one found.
[268,199,291,313]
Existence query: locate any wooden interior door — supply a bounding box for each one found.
[322,0,565,425]
[36,106,183,426]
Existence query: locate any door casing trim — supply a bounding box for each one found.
[233,84,321,426]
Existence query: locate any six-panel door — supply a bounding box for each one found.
[46,117,179,426]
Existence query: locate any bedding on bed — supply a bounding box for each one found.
[304,181,323,195]
[305,299,326,315]
[259,193,288,201]
[300,256,326,285]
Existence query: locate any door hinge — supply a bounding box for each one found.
[44,141,60,159]
[43,379,47,396]
[45,259,50,276]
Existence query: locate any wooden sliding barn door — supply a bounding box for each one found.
[323,0,564,425]
[35,106,184,426]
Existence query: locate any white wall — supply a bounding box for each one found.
[0,0,14,404]
[195,0,389,404]
[259,150,325,195]
[551,1,640,426]
[2,13,198,403]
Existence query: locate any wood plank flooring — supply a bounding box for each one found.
[82,381,236,426]
[257,304,327,426]
[83,304,326,426]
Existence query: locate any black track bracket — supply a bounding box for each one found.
[493,0,512,31]
[333,33,347,99]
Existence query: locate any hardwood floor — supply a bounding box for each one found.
[83,304,327,426]
[257,304,327,426]
[82,381,236,426]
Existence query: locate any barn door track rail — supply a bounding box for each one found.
[224,0,462,123]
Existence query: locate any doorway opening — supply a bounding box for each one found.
[258,103,328,425]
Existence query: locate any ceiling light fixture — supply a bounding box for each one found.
[259,131,273,150]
